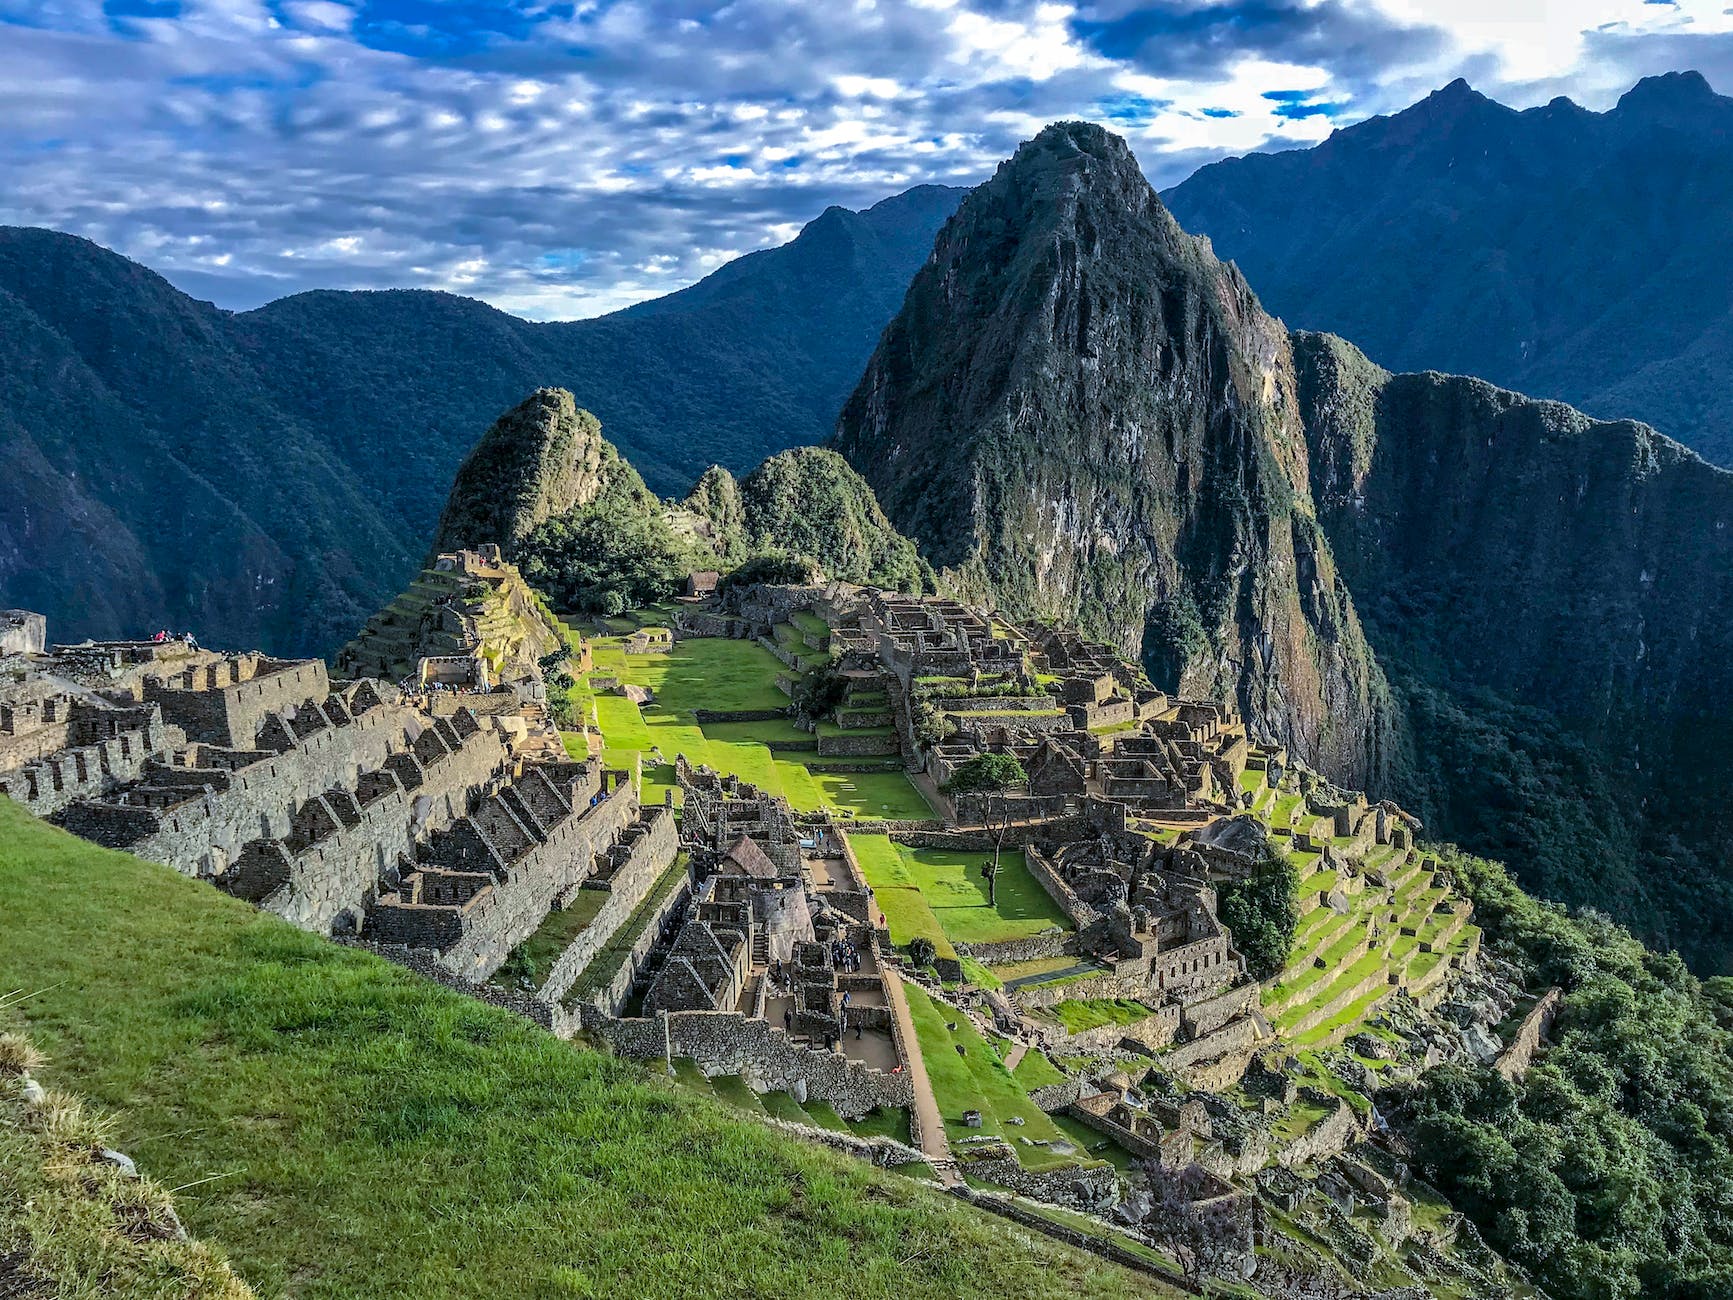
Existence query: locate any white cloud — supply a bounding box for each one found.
[0,0,1728,318]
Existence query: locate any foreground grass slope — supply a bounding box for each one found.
[1,1028,255,1300]
[0,798,1144,1300]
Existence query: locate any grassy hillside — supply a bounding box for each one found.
[0,797,1145,1300]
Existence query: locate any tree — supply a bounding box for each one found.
[909,936,937,970]
[1216,850,1301,979]
[943,753,1028,907]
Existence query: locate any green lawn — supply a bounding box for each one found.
[579,636,933,821]
[900,983,1083,1172]
[847,835,1070,948]
[0,799,1146,1300]
[495,888,609,985]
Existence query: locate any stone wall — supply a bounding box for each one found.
[1045,1004,1182,1056]
[537,807,680,1004]
[816,730,900,757]
[963,1156,1119,1213]
[1,712,168,818]
[408,778,645,981]
[225,722,508,934]
[571,866,696,1020]
[1161,1014,1260,1071]
[0,610,46,656]
[60,695,422,878]
[1029,1075,1084,1113]
[591,1010,914,1118]
[1180,982,1258,1039]
[1023,845,1101,927]
[1495,986,1562,1081]
[955,930,1073,966]
[1277,1099,1364,1170]
[145,656,330,748]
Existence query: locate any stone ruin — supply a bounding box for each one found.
[0,614,676,994]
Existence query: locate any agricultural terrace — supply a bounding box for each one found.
[559,612,933,822]
[0,798,1149,1300]
[846,834,1071,960]
[1240,753,1481,1052]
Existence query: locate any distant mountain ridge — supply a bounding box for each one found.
[0,183,964,655]
[1163,70,1733,465]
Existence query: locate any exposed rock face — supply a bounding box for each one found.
[834,121,1392,787]
[1295,330,1733,967]
[429,388,609,558]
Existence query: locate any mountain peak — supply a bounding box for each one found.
[1615,69,1720,117]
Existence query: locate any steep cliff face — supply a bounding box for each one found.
[428,388,613,559]
[834,122,1391,786]
[1296,331,1733,966]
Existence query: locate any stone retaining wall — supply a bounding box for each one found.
[571,867,695,1019]
[1161,1014,1260,1070]
[1044,1005,1181,1055]
[955,930,1073,966]
[963,1157,1118,1213]
[816,730,899,757]
[1180,982,1258,1038]
[590,1011,914,1119]
[537,808,681,1004]
[412,780,645,981]
[1277,1098,1364,1170]
[693,708,790,724]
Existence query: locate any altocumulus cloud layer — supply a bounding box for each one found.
[2,0,1731,318]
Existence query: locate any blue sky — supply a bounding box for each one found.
[2,0,1730,318]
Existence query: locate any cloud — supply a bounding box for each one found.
[0,0,1729,318]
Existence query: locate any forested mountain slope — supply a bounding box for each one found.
[0,184,962,654]
[1164,71,1733,465]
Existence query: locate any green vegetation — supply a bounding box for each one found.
[900,983,1083,1171]
[578,633,933,820]
[1393,846,1733,1300]
[494,888,609,988]
[519,447,697,616]
[1032,1000,1158,1034]
[847,834,1069,950]
[0,1029,254,1300]
[1216,852,1300,980]
[689,447,935,593]
[0,798,1146,1300]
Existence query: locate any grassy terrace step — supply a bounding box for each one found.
[0,800,1145,1300]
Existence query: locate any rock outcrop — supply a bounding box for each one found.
[834,121,1393,788]
[429,388,611,560]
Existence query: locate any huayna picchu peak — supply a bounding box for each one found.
[8,57,1733,1300]
[835,118,1394,792]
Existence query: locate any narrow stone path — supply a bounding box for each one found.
[1001,1041,1029,1073]
[882,968,961,1187]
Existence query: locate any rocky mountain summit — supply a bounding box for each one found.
[0,184,963,656]
[1295,331,1733,964]
[835,120,1393,790]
